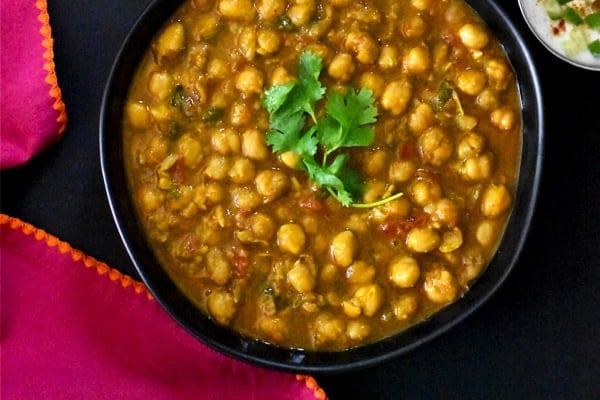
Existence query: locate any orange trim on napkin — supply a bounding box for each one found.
[35,0,68,135]
[0,214,151,299]
[297,375,329,400]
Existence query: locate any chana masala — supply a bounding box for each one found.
[123,0,521,350]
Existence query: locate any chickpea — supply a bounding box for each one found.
[204,156,230,180]
[490,108,516,131]
[192,0,216,12]
[381,80,413,116]
[207,59,228,80]
[346,320,371,341]
[218,0,256,21]
[455,114,479,131]
[237,27,256,60]
[439,227,464,253]
[148,71,173,101]
[359,72,385,98]
[257,29,281,55]
[144,136,168,166]
[205,182,225,204]
[389,160,416,183]
[341,299,362,318]
[389,255,421,288]
[177,134,203,168]
[149,103,172,123]
[423,264,458,303]
[461,153,493,181]
[328,53,355,82]
[411,0,431,11]
[418,126,453,166]
[329,0,351,6]
[411,180,441,206]
[406,227,441,253]
[241,129,269,160]
[458,23,489,50]
[255,170,289,201]
[270,66,294,86]
[425,198,460,228]
[229,101,252,127]
[408,102,434,135]
[330,230,358,267]
[206,248,233,286]
[363,150,387,176]
[250,213,276,240]
[287,0,316,27]
[277,223,306,255]
[353,284,385,317]
[476,219,495,246]
[403,46,431,75]
[378,45,399,69]
[287,258,316,293]
[211,128,240,155]
[392,294,419,320]
[481,183,512,218]
[235,67,264,95]
[155,22,185,62]
[345,31,379,64]
[456,70,487,96]
[400,15,426,38]
[457,132,485,159]
[476,88,499,110]
[259,316,287,342]
[207,290,236,325]
[191,12,220,40]
[256,0,286,21]
[345,261,376,285]
[313,313,345,346]
[486,59,511,90]
[138,187,164,212]
[231,187,261,210]
[126,102,149,130]
[279,151,300,169]
[228,157,255,183]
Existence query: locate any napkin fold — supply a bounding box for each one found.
[0,0,67,169]
[0,215,327,399]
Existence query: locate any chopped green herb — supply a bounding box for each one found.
[431,80,454,112]
[167,121,182,141]
[588,39,600,56]
[563,7,584,25]
[201,107,224,123]
[263,51,403,207]
[585,12,600,30]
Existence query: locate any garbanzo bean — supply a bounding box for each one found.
[345,261,376,285]
[207,248,233,285]
[359,72,385,98]
[126,102,149,130]
[155,22,185,62]
[256,0,286,21]
[458,23,489,50]
[481,183,512,218]
[485,59,511,90]
[423,264,458,303]
[207,59,228,80]
[461,153,493,181]
[231,187,261,210]
[235,67,264,94]
[148,71,173,100]
[392,294,419,320]
[345,31,379,64]
[330,230,358,267]
[277,223,306,255]
[389,160,416,183]
[389,255,420,288]
[207,290,237,325]
[418,126,453,166]
[346,320,371,341]
[408,102,434,134]
[353,284,385,317]
[204,156,230,180]
[425,198,460,228]
[403,45,431,75]
[381,80,413,115]
[255,169,289,201]
[400,15,426,38]
[378,45,399,69]
[457,69,487,96]
[457,132,485,159]
[218,0,256,21]
[287,258,316,293]
[257,29,282,55]
[411,179,442,206]
[211,128,241,155]
[363,150,387,176]
[242,129,269,160]
[490,108,516,130]
[476,219,495,246]
[328,52,355,82]
[406,227,441,253]
[287,0,316,27]
[177,133,203,168]
[228,157,255,183]
[313,313,345,346]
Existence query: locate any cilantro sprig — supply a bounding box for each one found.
[263,51,403,207]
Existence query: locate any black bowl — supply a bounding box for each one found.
[100,0,543,373]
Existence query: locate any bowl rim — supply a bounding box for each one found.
[100,0,544,374]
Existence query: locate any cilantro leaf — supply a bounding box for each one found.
[262,51,402,208]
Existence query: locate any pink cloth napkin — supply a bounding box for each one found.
[1,0,67,169]
[0,2,327,398]
[0,215,327,399]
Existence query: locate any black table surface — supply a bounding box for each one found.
[2,1,599,398]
